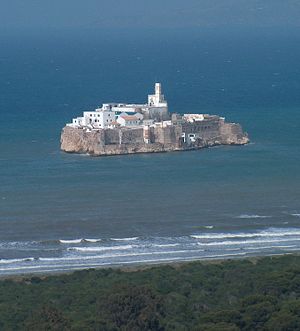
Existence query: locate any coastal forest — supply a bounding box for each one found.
[1,255,300,330]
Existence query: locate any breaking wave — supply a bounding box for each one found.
[190,229,300,240]
[59,239,83,244]
[68,244,135,252]
[237,214,271,219]
[197,237,300,246]
[110,237,139,241]
[0,257,35,264]
[152,244,180,248]
[83,239,102,243]
[59,238,102,244]
[41,249,205,262]
[1,227,300,275]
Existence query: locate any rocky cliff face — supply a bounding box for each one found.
[218,122,250,145]
[60,120,249,156]
[60,126,179,156]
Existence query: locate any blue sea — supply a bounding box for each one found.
[1,29,300,275]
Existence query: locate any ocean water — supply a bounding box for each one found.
[1,29,300,275]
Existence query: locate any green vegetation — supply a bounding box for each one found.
[1,255,300,330]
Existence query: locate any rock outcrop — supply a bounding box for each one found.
[60,118,249,156]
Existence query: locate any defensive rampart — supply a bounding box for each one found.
[61,116,249,156]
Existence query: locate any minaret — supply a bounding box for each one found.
[148,82,166,106]
[155,83,162,100]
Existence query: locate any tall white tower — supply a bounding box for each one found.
[155,83,162,101]
[148,83,166,106]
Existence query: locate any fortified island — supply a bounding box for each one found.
[61,83,249,156]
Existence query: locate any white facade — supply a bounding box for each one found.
[117,115,140,127]
[68,109,116,129]
[72,117,84,126]
[82,110,115,128]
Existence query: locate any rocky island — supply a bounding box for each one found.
[61,83,249,156]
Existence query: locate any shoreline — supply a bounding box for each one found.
[63,139,249,158]
[1,251,297,281]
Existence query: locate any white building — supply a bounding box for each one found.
[145,83,169,120]
[71,117,84,126]
[82,109,115,128]
[67,83,168,129]
[69,109,116,129]
[117,115,141,127]
[148,83,167,107]
[102,83,168,119]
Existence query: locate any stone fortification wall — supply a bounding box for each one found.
[61,116,249,156]
[120,128,144,144]
[104,129,119,145]
[181,119,220,140]
[61,126,180,156]
[151,125,182,147]
[104,128,144,145]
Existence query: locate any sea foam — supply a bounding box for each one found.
[83,239,101,243]
[191,229,300,240]
[197,237,300,246]
[237,214,271,219]
[68,244,135,252]
[152,244,180,248]
[59,239,83,244]
[0,257,35,264]
[110,237,139,241]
